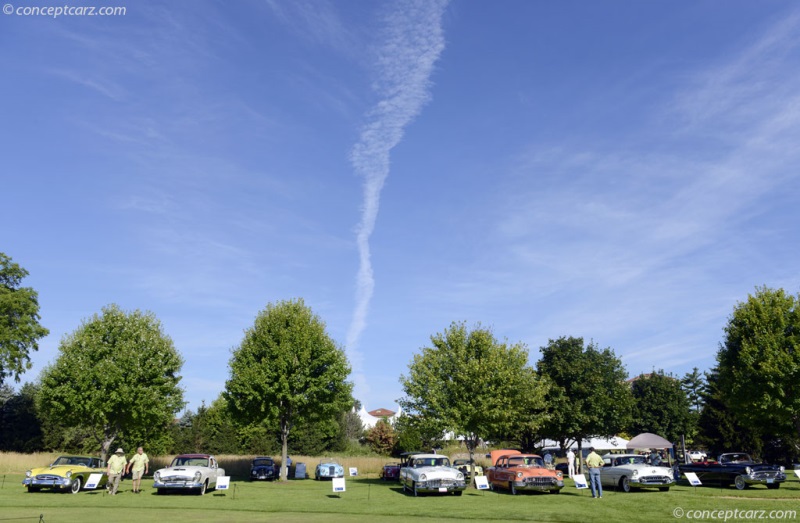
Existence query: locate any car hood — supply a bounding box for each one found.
[611,464,672,475]
[156,466,209,477]
[411,466,462,479]
[29,465,94,476]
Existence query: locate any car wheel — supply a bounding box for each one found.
[510,482,517,495]
[413,481,419,497]
[157,488,165,495]
[69,477,83,494]
[550,489,560,494]
[26,486,41,493]
[620,476,631,493]
[734,475,747,490]
[766,484,780,490]
[659,487,670,492]
[198,481,207,495]
[454,490,463,496]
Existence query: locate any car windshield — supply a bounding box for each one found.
[508,456,544,468]
[171,457,209,467]
[720,454,751,464]
[413,457,451,468]
[615,456,646,466]
[53,456,91,467]
[252,459,273,467]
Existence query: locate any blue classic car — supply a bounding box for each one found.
[249,456,279,481]
[314,459,344,480]
[678,453,786,490]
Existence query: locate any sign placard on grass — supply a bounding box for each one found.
[474,476,490,490]
[332,477,346,493]
[684,472,702,486]
[85,473,103,489]
[216,476,231,490]
[349,467,358,476]
[572,474,588,489]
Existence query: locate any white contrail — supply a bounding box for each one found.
[346,0,449,399]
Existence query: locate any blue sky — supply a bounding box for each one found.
[3,0,800,415]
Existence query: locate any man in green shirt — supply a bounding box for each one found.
[585,447,604,499]
[126,447,149,494]
[106,448,127,495]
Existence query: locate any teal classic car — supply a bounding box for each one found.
[23,455,108,494]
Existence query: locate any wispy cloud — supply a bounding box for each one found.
[346,0,449,398]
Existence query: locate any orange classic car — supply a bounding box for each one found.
[486,449,564,495]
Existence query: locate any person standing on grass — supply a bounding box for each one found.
[567,448,576,478]
[107,448,127,495]
[126,446,149,494]
[585,447,604,499]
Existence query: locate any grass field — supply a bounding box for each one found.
[1,454,798,523]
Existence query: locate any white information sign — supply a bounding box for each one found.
[349,467,358,476]
[793,469,800,480]
[474,475,490,490]
[216,476,231,490]
[85,473,104,489]
[572,473,588,489]
[332,477,346,493]
[684,472,702,486]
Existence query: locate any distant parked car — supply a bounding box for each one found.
[380,462,401,481]
[687,450,707,462]
[400,453,466,496]
[249,456,278,481]
[452,459,484,479]
[679,453,786,490]
[153,454,225,495]
[23,455,107,494]
[599,454,674,492]
[314,459,344,480]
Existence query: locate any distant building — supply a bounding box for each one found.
[357,406,402,429]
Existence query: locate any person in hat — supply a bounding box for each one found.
[585,447,604,499]
[107,448,127,495]
[126,447,149,494]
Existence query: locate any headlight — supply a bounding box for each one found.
[456,473,464,480]
[517,472,523,478]
[25,471,32,478]
[631,470,639,478]
[154,472,160,481]
[66,471,72,478]
[194,472,202,482]
[419,474,427,481]
[780,466,785,472]
[556,471,563,478]
[745,467,752,475]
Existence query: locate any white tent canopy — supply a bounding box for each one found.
[540,436,629,451]
[626,432,672,449]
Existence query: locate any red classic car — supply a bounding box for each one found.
[486,450,564,495]
[380,462,401,481]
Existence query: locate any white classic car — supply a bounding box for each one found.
[599,453,673,492]
[153,454,225,495]
[400,453,466,496]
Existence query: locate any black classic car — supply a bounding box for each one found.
[678,453,786,490]
[249,456,279,481]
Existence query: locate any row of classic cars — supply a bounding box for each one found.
[22,450,790,495]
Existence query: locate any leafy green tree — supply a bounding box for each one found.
[393,413,444,454]
[365,419,397,455]
[225,298,353,481]
[0,383,43,451]
[628,370,693,442]
[399,322,549,481]
[538,336,633,462]
[38,304,184,462]
[716,286,800,454]
[0,253,49,384]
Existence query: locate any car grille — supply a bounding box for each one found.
[160,476,191,483]
[753,471,781,480]
[523,477,558,487]
[35,475,63,481]
[638,476,671,484]
[427,479,458,488]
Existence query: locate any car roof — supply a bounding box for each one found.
[410,453,446,459]
[175,454,212,459]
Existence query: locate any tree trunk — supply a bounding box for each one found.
[280,418,290,481]
[466,435,477,488]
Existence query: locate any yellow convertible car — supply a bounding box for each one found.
[23,455,108,494]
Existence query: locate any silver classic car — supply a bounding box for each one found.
[600,453,674,492]
[153,454,225,495]
[400,453,466,496]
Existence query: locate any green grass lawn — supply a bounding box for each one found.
[1,475,798,523]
